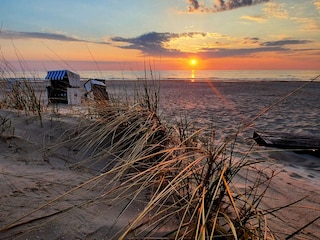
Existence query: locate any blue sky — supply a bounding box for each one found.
[0,0,319,70]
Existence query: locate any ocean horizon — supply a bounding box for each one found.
[3,69,320,82]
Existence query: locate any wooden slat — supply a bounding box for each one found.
[253,131,320,156]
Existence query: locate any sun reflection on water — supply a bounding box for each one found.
[191,69,195,82]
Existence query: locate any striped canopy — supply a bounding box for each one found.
[45,70,67,80]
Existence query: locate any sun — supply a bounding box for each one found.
[189,58,198,66]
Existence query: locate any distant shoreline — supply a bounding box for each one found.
[2,69,319,82]
[1,78,319,84]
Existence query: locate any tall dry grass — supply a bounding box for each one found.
[66,73,319,239]
[0,59,45,126]
[51,72,278,239]
[0,115,15,139]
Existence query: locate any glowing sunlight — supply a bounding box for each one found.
[189,58,198,67]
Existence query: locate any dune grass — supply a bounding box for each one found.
[0,66,319,239]
[0,115,15,139]
[0,76,44,127]
[46,75,278,239]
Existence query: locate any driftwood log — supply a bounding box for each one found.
[253,131,320,157]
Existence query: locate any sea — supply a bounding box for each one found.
[4,69,320,82]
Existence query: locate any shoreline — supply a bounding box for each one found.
[2,77,320,83]
[2,69,319,82]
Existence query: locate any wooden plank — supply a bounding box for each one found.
[253,131,320,156]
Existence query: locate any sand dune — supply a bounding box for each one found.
[0,80,320,239]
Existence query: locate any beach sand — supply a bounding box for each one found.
[0,80,319,239]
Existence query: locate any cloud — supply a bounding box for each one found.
[186,0,270,13]
[1,30,80,41]
[315,1,320,13]
[3,29,314,60]
[111,32,178,55]
[111,32,207,56]
[187,0,200,11]
[110,31,315,58]
[292,17,320,31]
[240,2,290,24]
[0,30,108,44]
[198,46,287,58]
[262,2,288,18]
[262,39,313,47]
[240,15,267,22]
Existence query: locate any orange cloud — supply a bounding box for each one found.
[315,1,320,13]
[241,15,267,23]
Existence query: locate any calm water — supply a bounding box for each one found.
[5,69,320,82]
[66,69,320,82]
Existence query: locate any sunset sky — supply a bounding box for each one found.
[0,0,319,72]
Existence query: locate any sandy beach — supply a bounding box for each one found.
[0,80,319,239]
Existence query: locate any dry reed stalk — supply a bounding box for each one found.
[46,78,276,239]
